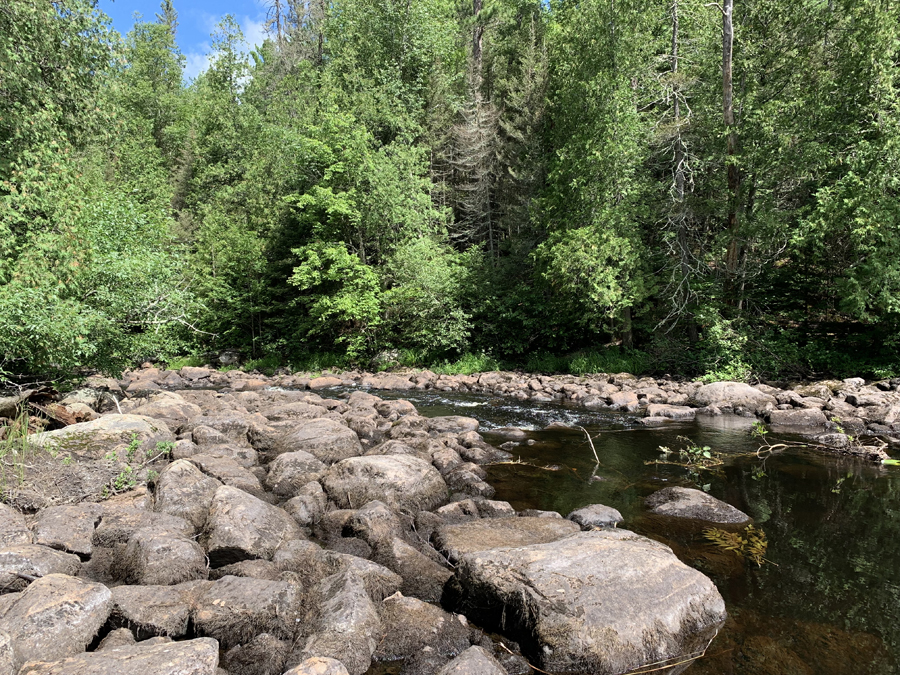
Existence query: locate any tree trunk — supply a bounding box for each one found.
[723,0,741,306]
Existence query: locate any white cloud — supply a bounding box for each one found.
[240,16,269,51]
[183,48,211,82]
[180,11,269,82]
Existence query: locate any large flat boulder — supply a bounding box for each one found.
[276,419,363,464]
[692,382,776,414]
[432,517,579,564]
[645,487,751,524]
[0,574,112,670]
[264,451,327,498]
[31,504,103,559]
[29,415,173,460]
[18,637,219,675]
[322,456,448,514]
[153,460,222,533]
[129,396,202,434]
[445,530,726,674]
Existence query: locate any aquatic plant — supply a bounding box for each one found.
[703,524,770,567]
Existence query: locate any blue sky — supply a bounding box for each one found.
[98,0,270,80]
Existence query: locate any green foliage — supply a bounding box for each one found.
[430,352,503,376]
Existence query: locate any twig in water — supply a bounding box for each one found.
[577,426,600,463]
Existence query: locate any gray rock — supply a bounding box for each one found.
[260,402,329,423]
[432,517,579,564]
[203,486,303,567]
[31,504,103,558]
[567,504,623,529]
[275,419,363,464]
[283,482,327,527]
[17,636,219,675]
[283,657,350,675]
[608,391,640,412]
[118,527,207,585]
[264,451,327,498]
[0,574,112,671]
[374,538,452,603]
[193,575,301,649]
[645,487,751,524]
[300,571,381,675]
[435,647,506,675]
[344,501,405,549]
[93,506,192,548]
[29,415,173,461]
[0,545,81,593]
[645,404,696,420]
[693,382,777,414]
[95,627,136,652]
[110,581,206,638]
[0,504,32,547]
[221,632,289,675]
[153,460,222,533]
[130,397,202,434]
[476,500,516,519]
[445,530,726,675]
[427,417,480,434]
[767,408,828,427]
[208,559,281,581]
[186,454,265,498]
[322,455,448,514]
[374,593,470,662]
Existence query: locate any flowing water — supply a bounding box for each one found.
[363,387,900,675]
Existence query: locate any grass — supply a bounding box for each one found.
[0,411,39,495]
[525,347,652,376]
[165,355,206,370]
[430,352,503,376]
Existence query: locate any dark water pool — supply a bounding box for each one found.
[365,388,900,675]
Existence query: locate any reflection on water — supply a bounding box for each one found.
[359,387,900,675]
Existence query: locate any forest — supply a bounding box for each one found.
[1,0,899,382]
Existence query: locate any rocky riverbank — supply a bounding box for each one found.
[0,364,894,675]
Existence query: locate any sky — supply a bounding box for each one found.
[98,0,270,80]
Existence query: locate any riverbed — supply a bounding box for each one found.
[363,387,900,675]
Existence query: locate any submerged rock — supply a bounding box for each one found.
[645,487,751,524]
[444,530,726,674]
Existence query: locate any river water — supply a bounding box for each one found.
[364,387,900,675]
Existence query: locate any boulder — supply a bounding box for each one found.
[264,452,327,498]
[435,647,506,675]
[427,417,480,435]
[645,487,751,524]
[432,517,579,564]
[374,538,452,603]
[692,382,776,414]
[0,574,112,670]
[95,627,136,652]
[0,545,81,593]
[284,657,350,675]
[299,571,381,675]
[567,504,623,529]
[129,397,202,434]
[608,391,640,412]
[445,530,726,675]
[221,632,289,675]
[203,486,303,567]
[260,402,329,423]
[180,367,213,382]
[645,404,696,420]
[29,415,173,460]
[118,527,208,585]
[153,460,222,533]
[374,593,470,662]
[31,504,103,559]
[17,637,219,675]
[344,501,405,549]
[322,456,448,514]
[193,575,301,649]
[0,504,32,547]
[283,482,327,527]
[186,455,265,498]
[110,582,202,638]
[93,506,192,548]
[308,377,343,390]
[477,500,516,519]
[275,419,363,464]
[767,409,828,427]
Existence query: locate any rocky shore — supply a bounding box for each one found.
[0,364,894,675]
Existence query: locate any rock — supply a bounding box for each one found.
[476,500,516,518]
[31,503,103,559]
[30,415,173,460]
[608,391,640,412]
[435,500,481,523]
[186,455,265,498]
[445,530,726,675]
[261,402,329,423]
[283,657,350,675]
[153,460,222,533]
[283,482,327,527]
[693,382,777,414]
[645,487,751,524]
[203,486,302,567]
[221,632,289,675]
[375,538,452,603]
[193,575,300,649]
[181,367,213,382]
[344,501,405,549]
[130,397,202,434]
[0,574,112,670]
[110,581,206,638]
[0,504,32,547]
[93,506,192,548]
[767,409,828,427]
[264,452,327,498]
[427,417,480,434]
[645,404,696,420]
[275,419,363,464]
[432,517,579,564]
[299,571,381,675]
[0,545,81,593]
[436,647,506,675]
[308,376,343,390]
[374,593,470,662]
[322,456,448,514]
[517,510,563,519]
[17,637,219,675]
[567,504,623,529]
[118,527,207,585]
[95,627,136,651]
